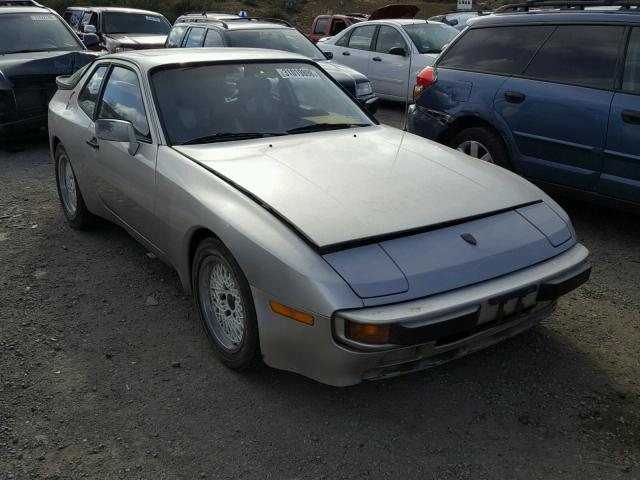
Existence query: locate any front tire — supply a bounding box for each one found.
[54,144,94,229]
[449,126,511,169]
[192,237,261,371]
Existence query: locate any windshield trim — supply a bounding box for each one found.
[148,59,378,147]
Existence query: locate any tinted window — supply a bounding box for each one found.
[402,23,458,54]
[78,65,108,118]
[439,26,554,75]
[166,25,187,48]
[348,25,376,50]
[185,27,205,47]
[314,17,329,34]
[0,13,81,54]
[203,29,224,47]
[227,29,324,61]
[98,67,150,140]
[152,63,372,145]
[375,26,407,54]
[102,13,170,35]
[524,26,624,89]
[330,19,347,36]
[622,28,640,94]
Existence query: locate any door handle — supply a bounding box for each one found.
[504,91,526,103]
[342,51,350,56]
[86,137,99,149]
[372,56,382,62]
[621,109,640,125]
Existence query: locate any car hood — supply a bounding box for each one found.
[368,4,420,20]
[318,60,368,83]
[174,126,545,250]
[0,51,98,89]
[104,33,167,48]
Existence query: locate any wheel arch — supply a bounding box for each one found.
[186,226,222,292]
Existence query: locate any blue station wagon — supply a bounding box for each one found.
[408,0,640,210]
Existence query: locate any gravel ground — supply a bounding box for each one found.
[1,103,639,479]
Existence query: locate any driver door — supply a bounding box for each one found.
[92,64,159,244]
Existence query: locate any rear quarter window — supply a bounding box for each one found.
[523,25,625,90]
[314,17,329,34]
[438,26,554,75]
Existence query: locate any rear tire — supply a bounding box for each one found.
[449,126,511,169]
[54,144,94,229]
[192,237,261,371]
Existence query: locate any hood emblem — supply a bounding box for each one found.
[461,233,477,246]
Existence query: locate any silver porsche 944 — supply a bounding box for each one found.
[49,49,591,386]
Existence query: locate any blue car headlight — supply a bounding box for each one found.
[356,81,372,97]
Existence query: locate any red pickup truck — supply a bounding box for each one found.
[308,4,419,42]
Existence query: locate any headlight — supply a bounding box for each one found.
[356,81,372,97]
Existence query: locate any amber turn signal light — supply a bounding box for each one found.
[345,321,391,344]
[270,300,314,326]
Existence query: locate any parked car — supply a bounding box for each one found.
[320,19,458,101]
[309,4,419,42]
[0,0,99,134]
[408,0,640,209]
[428,11,490,31]
[166,15,378,111]
[62,6,171,52]
[49,48,590,386]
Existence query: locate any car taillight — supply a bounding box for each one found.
[413,66,437,101]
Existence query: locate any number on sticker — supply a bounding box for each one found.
[276,68,321,80]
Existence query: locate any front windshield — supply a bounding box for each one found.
[227,29,324,61]
[103,13,170,34]
[153,62,373,145]
[402,23,458,54]
[0,13,80,54]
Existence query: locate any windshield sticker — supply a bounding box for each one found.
[30,15,56,21]
[276,68,320,80]
[145,16,161,22]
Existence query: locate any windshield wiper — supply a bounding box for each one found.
[180,132,285,145]
[286,123,370,134]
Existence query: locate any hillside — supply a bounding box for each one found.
[45,0,477,29]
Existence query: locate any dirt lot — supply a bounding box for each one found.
[1,103,639,479]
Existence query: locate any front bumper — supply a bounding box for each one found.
[255,243,590,386]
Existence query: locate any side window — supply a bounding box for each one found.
[203,29,224,47]
[622,28,640,94]
[98,66,151,141]
[78,65,108,119]
[347,25,377,51]
[524,25,624,90]
[375,26,407,54]
[80,11,92,30]
[166,26,187,48]
[314,17,329,35]
[335,30,351,47]
[438,26,554,75]
[184,27,205,47]
[330,19,347,36]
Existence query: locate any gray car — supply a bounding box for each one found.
[49,48,591,386]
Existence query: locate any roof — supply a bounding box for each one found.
[175,16,293,29]
[99,47,311,70]
[0,5,49,14]
[361,18,436,25]
[67,6,165,15]
[470,9,640,26]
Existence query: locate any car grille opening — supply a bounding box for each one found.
[10,75,58,117]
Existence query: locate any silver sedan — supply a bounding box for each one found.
[48,48,590,386]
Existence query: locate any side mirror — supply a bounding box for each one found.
[365,97,379,115]
[388,46,407,56]
[95,119,140,156]
[82,33,100,48]
[323,51,333,60]
[82,24,97,34]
